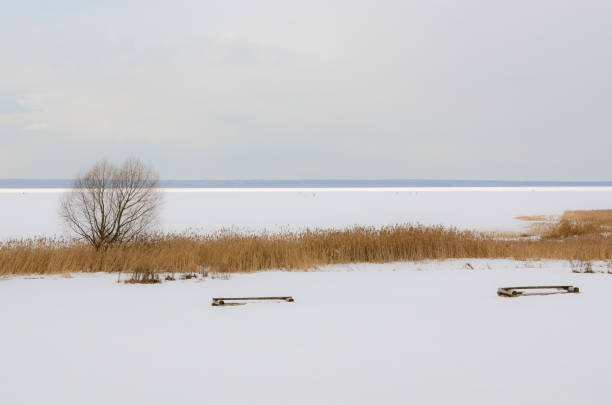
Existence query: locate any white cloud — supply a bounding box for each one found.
[1,0,611,180]
[24,123,49,131]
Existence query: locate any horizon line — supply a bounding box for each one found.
[2,178,612,189]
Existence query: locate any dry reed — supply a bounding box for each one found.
[518,209,612,238]
[2,215,612,276]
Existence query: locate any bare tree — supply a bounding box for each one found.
[60,158,161,250]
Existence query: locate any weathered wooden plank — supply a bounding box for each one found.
[212,296,295,306]
[497,286,579,297]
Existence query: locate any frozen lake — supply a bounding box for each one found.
[2,187,612,239]
[2,188,611,404]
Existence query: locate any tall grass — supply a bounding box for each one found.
[519,209,612,238]
[2,218,612,276]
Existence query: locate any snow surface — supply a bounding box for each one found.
[2,187,612,239]
[1,260,611,404]
[2,188,612,404]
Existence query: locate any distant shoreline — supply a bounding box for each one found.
[3,187,612,194]
[2,179,612,189]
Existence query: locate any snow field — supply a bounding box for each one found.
[2,187,612,240]
[1,260,611,405]
[2,188,612,404]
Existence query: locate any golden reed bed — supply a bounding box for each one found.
[2,210,612,276]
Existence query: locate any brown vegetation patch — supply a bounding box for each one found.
[515,215,558,222]
[123,270,162,284]
[542,210,612,239]
[2,216,612,276]
[516,210,612,239]
[562,209,612,225]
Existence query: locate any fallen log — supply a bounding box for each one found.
[497,285,579,297]
[212,296,295,306]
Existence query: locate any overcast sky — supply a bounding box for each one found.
[1,0,611,180]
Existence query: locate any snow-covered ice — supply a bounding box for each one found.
[2,188,612,404]
[2,187,612,239]
[1,260,611,405]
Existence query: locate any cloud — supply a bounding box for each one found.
[0,94,28,115]
[24,122,49,130]
[1,1,611,180]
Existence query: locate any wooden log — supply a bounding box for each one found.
[212,296,295,306]
[497,286,579,297]
[497,288,521,297]
[501,285,574,290]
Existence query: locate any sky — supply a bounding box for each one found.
[1,0,611,180]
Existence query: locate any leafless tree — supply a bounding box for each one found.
[60,158,161,250]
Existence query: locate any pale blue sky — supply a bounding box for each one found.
[1,0,611,180]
